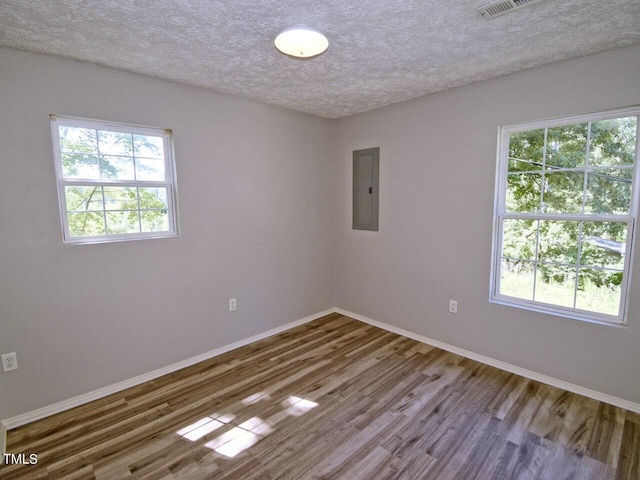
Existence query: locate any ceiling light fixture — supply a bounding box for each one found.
[274,26,329,59]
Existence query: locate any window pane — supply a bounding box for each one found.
[103,187,139,211]
[575,269,622,316]
[589,117,637,168]
[98,130,133,156]
[537,220,578,264]
[65,186,104,212]
[135,158,165,181]
[581,222,627,270]
[59,127,98,154]
[133,134,164,159]
[62,153,99,179]
[542,171,584,214]
[585,167,632,215]
[534,264,576,308]
[509,129,545,172]
[502,219,537,261]
[500,259,534,301]
[100,155,135,180]
[141,211,169,232]
[139,187,168,210]
[68,212,105,237]
[506,173,541,213]
[106,210,140,234]
[545,124,588,168]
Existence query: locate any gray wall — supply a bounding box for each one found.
[333,44,640,404]
[2,44,640,422]
[0,47,335,419]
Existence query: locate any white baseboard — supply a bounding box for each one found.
[2,305,638,451]
[0,308,335,433]
[335,308,640,414]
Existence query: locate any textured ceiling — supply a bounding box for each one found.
[0,0,639,118]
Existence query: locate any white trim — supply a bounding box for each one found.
[3,306,639,436]
[334,308,640,414]
[1,308,334,431]
[490,107,640,326]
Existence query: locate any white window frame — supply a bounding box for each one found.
[490,106,640,326]
[51,115,179,244]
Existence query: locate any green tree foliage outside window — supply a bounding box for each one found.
[495,112,638,323]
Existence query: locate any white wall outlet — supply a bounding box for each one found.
[2,352,18,372]
[449,299,458,314]
[229,298,237,312]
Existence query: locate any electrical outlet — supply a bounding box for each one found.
[449,300,458,314]
[229,298,237,312]
[2,352,18,372]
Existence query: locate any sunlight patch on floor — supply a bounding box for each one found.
[206,417,274,458]
[283,395,319,417]
[241,391,271,405]
[176,394,318,458]
[176,412,237,442]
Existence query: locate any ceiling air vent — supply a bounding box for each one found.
[477,0,545,19]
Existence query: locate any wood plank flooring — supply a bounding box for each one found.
[1,313,639,479]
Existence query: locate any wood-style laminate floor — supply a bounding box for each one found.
[2,313,639,479]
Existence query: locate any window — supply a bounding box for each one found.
[50,115,179,244]
[491,107,639,325]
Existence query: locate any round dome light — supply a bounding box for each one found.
[274,26,329,59]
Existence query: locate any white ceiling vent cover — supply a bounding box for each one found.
[477,0,546,19]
